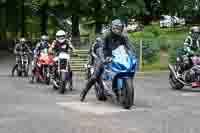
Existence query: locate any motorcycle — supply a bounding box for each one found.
[52,51,73,94]
[168,54,200,90]
[31,48,54,85]
[93,45,137,109]
[16,52,30,77]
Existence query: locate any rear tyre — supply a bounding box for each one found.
[121,78,134,109]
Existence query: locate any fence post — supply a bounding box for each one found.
[139,39,143,72]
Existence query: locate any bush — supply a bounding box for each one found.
[168,41,185,64]
[142,39,160,64]
[129,39,160,65]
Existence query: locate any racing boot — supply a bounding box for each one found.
[96,80,108,101]
[80,78,96,102]
[69,71,73,91]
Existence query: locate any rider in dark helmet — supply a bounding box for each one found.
[80,19,129,102]
[87,34,103,66]
[32,35,50,73]
[12,37,32,76]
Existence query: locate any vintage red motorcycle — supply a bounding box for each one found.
[31,49,55,85]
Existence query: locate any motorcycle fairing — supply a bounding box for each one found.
[103,45,137,90]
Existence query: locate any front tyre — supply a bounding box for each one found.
[169,71,184,90]
[44,68,50,85]
[17,70,22,77]
[121,78,134,109]
[59,72,66,94]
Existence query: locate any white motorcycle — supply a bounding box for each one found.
[53,51,73,94]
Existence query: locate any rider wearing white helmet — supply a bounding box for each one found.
[56,30,66,43]
[48,30,75,90]
[49,30,75,54]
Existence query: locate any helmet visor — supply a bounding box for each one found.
[56,35,65,40]
[112,26,122,34]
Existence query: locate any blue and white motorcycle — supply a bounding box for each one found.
[94,44,137,109]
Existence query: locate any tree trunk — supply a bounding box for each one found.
[94,1,103,35]
[71,14,80,48]
[95,22,102,34]
[41,0,48,35]
[21,0,25,37]
[0,2,7,40]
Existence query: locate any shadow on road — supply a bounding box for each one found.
[180,88,200,93]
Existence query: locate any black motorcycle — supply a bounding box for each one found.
[16,52,30,77]
[168,55,200,90]
[52,51,73,94]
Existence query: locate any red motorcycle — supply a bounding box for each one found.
[31,49,55,85]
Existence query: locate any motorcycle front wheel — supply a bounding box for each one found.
[59,72,66,94]
[44,67,50,85]
[120,78,134,109]
[24,64,29,77]
[17,67,22,77]
[169,71,184,90]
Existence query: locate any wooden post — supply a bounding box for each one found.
[139,39,143,72]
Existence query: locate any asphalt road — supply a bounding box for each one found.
[1,51,200,133]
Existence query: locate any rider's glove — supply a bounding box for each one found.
[103,57,112,64]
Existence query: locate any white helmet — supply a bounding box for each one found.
[56,30,66,43]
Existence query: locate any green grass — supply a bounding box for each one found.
[143,62,168,71]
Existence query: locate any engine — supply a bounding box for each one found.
[183,66,200,83]
[182,70,193,84]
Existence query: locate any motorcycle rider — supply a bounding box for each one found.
[177,26,200,87]
[87,34,103,66]
[80,19,129,102]
[32,35,50,73]
[12,37,32,76]
[48,30,75,89]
